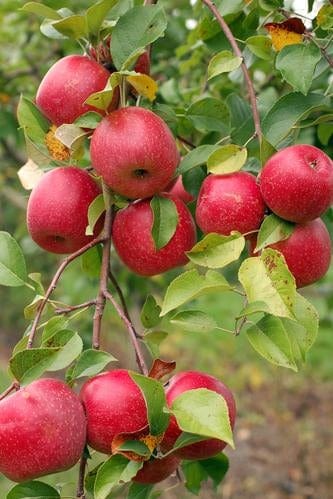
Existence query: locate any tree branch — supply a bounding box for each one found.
[27,236,105,349]
[201,0,262,142]
[0,381,20,402]
[54,300,97,315]
[76,453,87,499]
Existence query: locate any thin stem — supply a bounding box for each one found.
[201,0,262,142]
[27,236,105,349]
[76,453,87,499]
[0,381,20,401]
[54,300,97,315]
[177,136,196,149]
[108,269,140,337]
[104,290,148,375]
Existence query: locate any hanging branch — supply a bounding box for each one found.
[201,0,262,142]
[54,300,97,315]
[76,454,87,499]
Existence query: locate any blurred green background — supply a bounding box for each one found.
[1,0,333,497]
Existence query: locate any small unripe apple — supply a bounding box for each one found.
[196,172,266,235]
[259,144,333,223]
[132,454,181,484]
[80,369,148,454]
[0,378,86,482]
[90,107,180,199]
[36,55,117,125]
[167,176,194,204]
[162,371,236,460]
[112,194,197,276]
[268,218,331,288]
[27,166,103,254]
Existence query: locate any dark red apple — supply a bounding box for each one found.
[195,171,266,235]
[259,144,333,223]
[90,107,180,199]
[162,371,236,460]
[36,54,117,126]
[112,194,197,276]
[27,166,103,254]
[268,218,331,288]
[80,369,148,454]
[132,454,180,484]
[0,378,86,482]
[167,176,194,204]
[134,51,151,75]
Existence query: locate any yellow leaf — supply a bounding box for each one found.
[127,74,158,102]
[265,18,305,52]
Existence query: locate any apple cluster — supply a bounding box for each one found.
[0,370,236,484]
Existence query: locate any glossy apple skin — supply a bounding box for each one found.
[36,55,117,125]
[161,371,236,460]
[133,454,181,484]
[167,176,194,204]
[268,218,331,288]
[259,144,333,223]
[90,107,180,199]
[27,167,103,254]
[80,370,148,454]
[0,378,86,482]
[195,171,266,235]
[112,194,197,276]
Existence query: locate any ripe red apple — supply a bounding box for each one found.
[36,54,118,126]
[162,371,236,460]
[80,369,148,454]
[90,107,180,199]
[27,166,103,254]
[132,454,180,484]
[112,194,197,276]
[267,218,331,288]
[134,51,151,75]
[167,176,194,204]
[195,171,266,235]
[0,378,86,482]
[259,144,333,223]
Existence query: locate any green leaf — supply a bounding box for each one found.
[262,92,329,146]
[182,453,229,494]
[276,43,321,95]
[81,245,102,278]
[207,145,247,174]
[7,480,60,499]
[161,269,231,316]
[144,331,168,357]
[171,388,234,447]
[150,196,178,250]
[74,111,102,129]
[118,440,151,458]
[17,95,49,143]
[182,460,207,495]
[170,310,218,333]
[40,18,68,39]
[246,35,272,60]
[237,300,271,318]
[111,5,167,70]
[200,453,229,489]
[317,4,333,30]
[21,2,62,20]
[246,314,298,371]
[28,272,44,295]
[216,0,244,15]
[41,330,83,371]
[238,249,296,319]
[187,98,230,133]
[94,455,142,499]
[255,214,294,252]
[51,15,88,39]
[86,194,105,236]
[173,432,207,452]
[24,295,44,320]
[127,482,154,499]
[68,349,117,381]
[84,76,116,111]
[187,232,245,269]
[177,144,219,175]
[208,50,242,80]
[86,0,118,35]
[42,316,69,342]
[141,295,161,328]
[130,372,169,436]
[9,348,60,385]
[260,135,276,165]
[0,232,28,287]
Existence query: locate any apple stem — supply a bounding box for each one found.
[54,300,97,315]
[76,453,87,499]
[177,135,196,149]
[0,381,20,401]
[201,0,262,143]
[26,235,106,349]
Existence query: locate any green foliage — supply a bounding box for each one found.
[7,481,60,498]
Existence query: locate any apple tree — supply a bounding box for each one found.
[0,0,332,498]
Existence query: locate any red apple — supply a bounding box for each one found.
[36,54,118,126]
[0,378,86,482]
[167,176,194,204]
[268,218,331,288]
[195,171,266,235]
[134,51,151,75]
[112,194,197,276]
[27,166,103,254]
[132,454,180,484]
[80,369,148,454]
[162,371,236,460]
[90,107,180,199]
[259,144,333,223]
